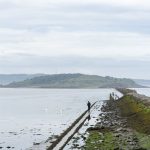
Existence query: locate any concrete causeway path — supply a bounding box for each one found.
[48,102,97,150]
[28,102,97,150]
[52,110,90,150]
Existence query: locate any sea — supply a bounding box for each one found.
[0,88,122,149]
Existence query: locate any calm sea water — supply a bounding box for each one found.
[133,88,150,97]
[0,88,121,150]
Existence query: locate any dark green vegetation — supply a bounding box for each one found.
[117,95,150,134]
[84,89,150,150]
[117,88,137,95]
[5,73,142,88]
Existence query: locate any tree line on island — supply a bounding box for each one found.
[0,73,145,88]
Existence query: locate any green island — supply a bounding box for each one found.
[1,74,142,88]
[83,89,150,150]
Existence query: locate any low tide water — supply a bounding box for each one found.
[0,88,122,150]
[133,88,150,97]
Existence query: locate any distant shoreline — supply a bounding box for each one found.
[0,73,144,88]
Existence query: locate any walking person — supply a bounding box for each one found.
[87,101,91,111]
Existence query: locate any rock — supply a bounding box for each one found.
[116,127,127,133]
[114,147,119,150]
[101,126,105,129]
[87,127,100,131]
[33,142,40,145]
[133,137,138,142]
[129,141,136,145]
[114,133,121,138]
[72,143,79,148]
[133,148,147,150]
[6,146,11,149]
[98,140,104,143]
[81,135,86,141]
[116,127,123,132]
[33,134,42,136]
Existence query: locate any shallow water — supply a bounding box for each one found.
[64,101,104,150]
[132,88,150,97]
[0,88,121,150]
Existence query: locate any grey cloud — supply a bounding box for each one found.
[0,1,150,34]
[0,54,149,79]
[0,0,150,79]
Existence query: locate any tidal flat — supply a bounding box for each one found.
[0,88,121,149]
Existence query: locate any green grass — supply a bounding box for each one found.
[136,132,150,149]
[85,131,118,150]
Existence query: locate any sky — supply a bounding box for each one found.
[0,0,150,79]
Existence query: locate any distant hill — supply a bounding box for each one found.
[133,79,150,87]
[4,73,142,88]
[0,74,45,85]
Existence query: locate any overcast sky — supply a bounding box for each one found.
[0,0,150,79]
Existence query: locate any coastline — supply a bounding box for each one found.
[70,89,150,150]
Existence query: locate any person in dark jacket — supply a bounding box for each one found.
[87,101,91,111]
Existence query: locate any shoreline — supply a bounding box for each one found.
[69,88,150,149]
